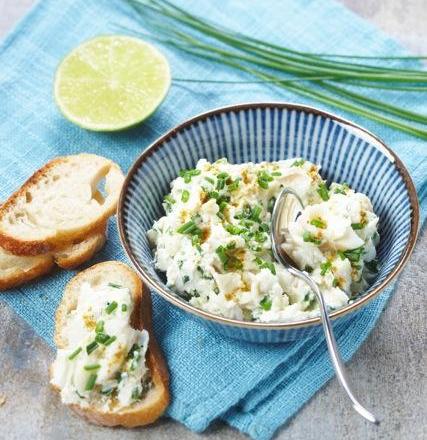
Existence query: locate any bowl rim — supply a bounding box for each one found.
[117,101,420,330]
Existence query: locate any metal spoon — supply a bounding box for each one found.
[270,187,379,424]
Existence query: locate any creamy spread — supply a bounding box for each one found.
[51,282,150,410]
[148,158,380,322]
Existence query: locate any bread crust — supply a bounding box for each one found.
[53,223,107,270]
[51,261,170,427]
[0,253,54,290]
[0,154,123,256]
[0,224,107,291]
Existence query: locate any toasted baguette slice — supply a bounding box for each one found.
[53,224,107,270]
[0,154,124,256]
[0,225,107,291]
[0,247,54,290]
[52,262,170,427]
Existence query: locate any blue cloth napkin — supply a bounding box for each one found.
[0,1,426,439]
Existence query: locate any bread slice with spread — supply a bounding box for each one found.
[50,262,170,427]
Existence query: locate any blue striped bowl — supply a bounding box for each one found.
[118,103,419,343]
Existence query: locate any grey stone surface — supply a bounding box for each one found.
[0,1,425,439]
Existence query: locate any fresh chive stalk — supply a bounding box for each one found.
[121,0,427,139]
[68,347,82,360]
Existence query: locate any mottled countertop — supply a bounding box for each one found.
[0,1,426,439]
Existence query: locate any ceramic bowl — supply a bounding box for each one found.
[118,103,419,343]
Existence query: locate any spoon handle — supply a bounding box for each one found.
[289,267,379,424]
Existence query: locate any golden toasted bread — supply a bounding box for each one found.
[51,261,170,427]
[0,154,124,256]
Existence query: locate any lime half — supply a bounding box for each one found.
[54,35,171,131]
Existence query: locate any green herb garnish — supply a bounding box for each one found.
[177,220,202,236]
[121,304,128,312]
[303,231,321,245]
[68,347,82,360]
[310,217,327,229]
[181,189,190,202]
[183,275,190,283]
[320,261,332,276]
[227,178,240,191]
[108,283,122,289]
[179,168,201,183]
[95,320,104,333]
[104,336,117,346]
[216,245,243,271]
[260,296,272,311]
[257,170,274,189]
[85,373,97,391]
[351,221,366,230]
[334,183,349,195]
[84,364,101,371]
[86,341,99,355]
[106,301,118,314]
[338,246,365,263]
[204,176,215,185]
[95,333,110,344]
[292,159,305,167]
[254,257,276,275]
[317,182,330,201]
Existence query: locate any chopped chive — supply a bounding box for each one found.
[85,373,97,391]
[106,301,118,314]
[68,347,82,360]
[271,171,282,176]
[179,168,201,183]
[95,333,110,344]
[351,222,365,230]
[95,320,104,333]
[224,224,243,235]
[310,218,327,229]
[217,172,229,179]
[334,183,350,195]
[260,296,272,311]
[228,178,240,191]
[183,275,190,283]
[257,170,274,189]
[84,364,101,371]
[254,257,276,275]
[317,182,330,201]
[304,265,314,273]
[181,189,190,202]
[292,159,305,167]
[86,341,99,355]
[259,223,270,232]
[108,283,122,289]
[338,246,365,263]
[177,220,201,235]
[104,336,117,346]
[250,205,262,222]
[320,261,332,276]
[204,176,215,184]
[121,304,128,312]
[163,194,175,205]
[303,231,322,245]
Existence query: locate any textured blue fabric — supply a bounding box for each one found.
[0,1,426,439]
